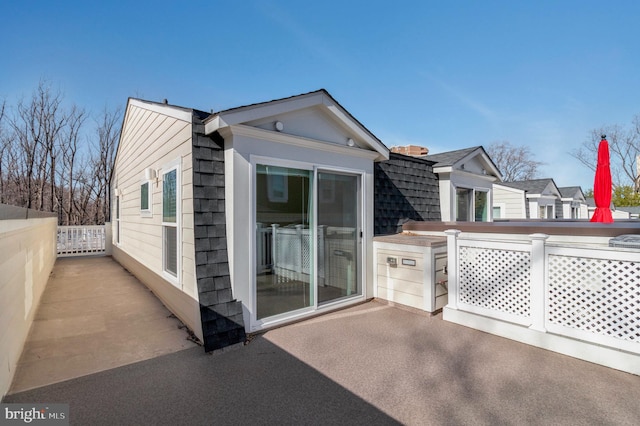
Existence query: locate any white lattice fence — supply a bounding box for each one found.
[546,247,640,352]
[444,230,640,373]
[457,240,532,325]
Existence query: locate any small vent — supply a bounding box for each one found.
[609,234,640,249]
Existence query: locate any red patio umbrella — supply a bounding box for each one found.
[590,135,614,223]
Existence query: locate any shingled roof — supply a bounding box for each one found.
[558,186,583,199]
[500,178,557,194]
[421,146,483,167]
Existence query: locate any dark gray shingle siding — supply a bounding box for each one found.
[192,129,246,352]
[374,153,440,235]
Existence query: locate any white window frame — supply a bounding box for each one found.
[493,203,506,219]
[454,186,491,222]
[250,155,366,331]
[115,189,121,245]
[140,179,152,217]
[161,159,181,287]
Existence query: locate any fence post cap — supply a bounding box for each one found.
[529,233,550,240]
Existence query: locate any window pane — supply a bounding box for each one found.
[164,226,177,276]
[163,170,177,222]
[456,188,471,221]
[475,191,488,222]
[493,206,501,219]
[256,164,313,320]
[141,182,149,210]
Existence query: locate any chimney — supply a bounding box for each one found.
[390,145,429,157]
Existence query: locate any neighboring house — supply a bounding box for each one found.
[586,198,632,220]
[616,206,640,219]
[558,186,589,219]
[374,152,441,235]
[495,178,562,219]
[111,90,389,351]
[492,183,526,219]
[421,146,502,222]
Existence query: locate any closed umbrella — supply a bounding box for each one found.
[590,135,614,223]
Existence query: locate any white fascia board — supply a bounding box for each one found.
[204,115,226,134]
[128,99,192,122]
[455,149,503,181]
[205,92,388,161]
[227,125,380,161]
[322,97,388,160]
[208,92,324,130]
[435,167,498,183]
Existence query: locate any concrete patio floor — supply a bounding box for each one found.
[4,256,640,425]
[8,256,198,394]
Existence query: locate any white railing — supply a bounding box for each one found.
[57,225,106,257]
[256,224,355,288]
[443,229,640,374]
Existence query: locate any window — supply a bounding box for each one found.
[475,191,488,222]
[115,193,120,244]
[456,188,472,221]
[162,167,179,280]
[493,206,502,219]
[456,188,490,222]
[140,181,151,215]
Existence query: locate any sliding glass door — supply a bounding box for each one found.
[255,165,313,320]
[255,164,361,321]
[317,171,360,304]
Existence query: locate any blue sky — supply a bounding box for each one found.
[2,1,640,190]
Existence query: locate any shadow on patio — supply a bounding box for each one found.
[4,257,640,425]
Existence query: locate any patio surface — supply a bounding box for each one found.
[4,256,640,425]
[7,256,198,394]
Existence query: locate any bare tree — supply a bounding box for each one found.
[58,105,87,224]
[486,141,543,182]
[570,116,640,190]
[8,80,67,210]
[0,100,6,203]
[0,80,120,225]
[90,107,120,223]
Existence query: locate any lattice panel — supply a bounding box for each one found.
[548,255,640,342]
[459,246,531,318]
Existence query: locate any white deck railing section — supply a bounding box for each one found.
[57,225,106,257]
[444,230,640,373]
[256,223,355,288]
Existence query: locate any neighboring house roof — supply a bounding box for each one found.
[421,146,502,181]
[612,205,640,214]
[500,178,559,196]
[585,197,615,210]
[421,146,481,167]
[558,186,585,200]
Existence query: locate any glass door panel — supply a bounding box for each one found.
[317,171,360,305]
[256,165,313,320]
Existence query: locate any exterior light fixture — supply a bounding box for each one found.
[145,167,157,181]
[347,138,355,147]
[274,121,284,132]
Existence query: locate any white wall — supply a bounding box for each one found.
[441,172,496,221]
[493,185,526,219]
[0,218,57,398]
[223,125,377,332]
[111,101,201,339]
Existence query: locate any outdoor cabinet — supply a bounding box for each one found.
[373,234,448,313]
